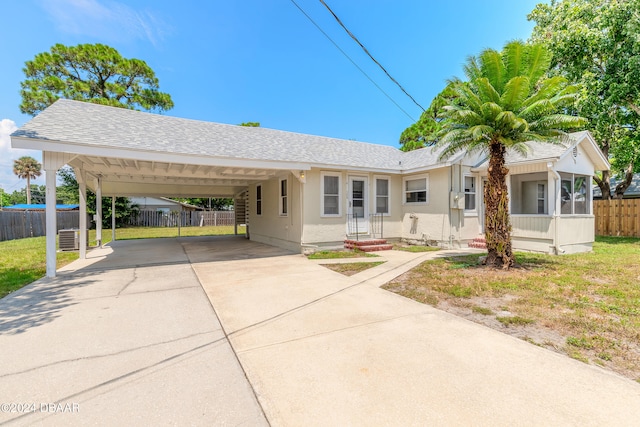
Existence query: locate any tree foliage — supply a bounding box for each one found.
[436,41,586,269]
[399,84,457,151]
[529,0,640,198]
[57,166,138,228]
[13,156,42,205]
[20,43,174,116]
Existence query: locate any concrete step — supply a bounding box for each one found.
[468,236,487,249]
[344,239,391,252]
[357,244,394,252]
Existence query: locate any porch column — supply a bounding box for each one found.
[95,176,102,247]
[78,170,87,259]
[45,168,57,278]
[112,196,116,242]
[42,151,74,278]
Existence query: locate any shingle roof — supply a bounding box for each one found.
[12,100,602,173]
[13,99,405,171]
[593,173,640,198]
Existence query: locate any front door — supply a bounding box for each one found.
[348,176,369,234]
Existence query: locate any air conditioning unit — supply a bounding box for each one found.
[59,229,82,251]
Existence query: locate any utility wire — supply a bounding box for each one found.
[319,0,426,112]
[289,0,416,121]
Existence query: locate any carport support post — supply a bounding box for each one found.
[112,196,116,242]
[95,176,102,247]
[42,151,72,278]
[45,168,58,278]
[78,170,87,259]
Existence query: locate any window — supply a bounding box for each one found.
[256,185,262,215]
[404,175,428,204]
[510,173,548,215]
[321,172,341,216]
[279,179,288,216]
[561,173,590,215]
[464,176,476,211]
[537,183,546,214]
[375,177,390,214]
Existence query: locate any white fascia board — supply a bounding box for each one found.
[309,163,402,174]
[11,136,312,171]
[401,162,453,174]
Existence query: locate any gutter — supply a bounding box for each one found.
[547,162,565,254]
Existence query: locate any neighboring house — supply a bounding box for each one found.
[129,197,203,213]
[11,100,610,277]
[593,173,640,199]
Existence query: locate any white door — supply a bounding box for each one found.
[348,176,369,234]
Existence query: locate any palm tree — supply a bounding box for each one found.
[13,156,42,205]
[437,41,586,269]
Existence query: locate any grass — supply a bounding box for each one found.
[307,250,378,259]
[383,236,640,381]
[321,261,386,276]
[0,225,245,299]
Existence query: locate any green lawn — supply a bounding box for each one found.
[0,225,245,299]
[383,236,640,381]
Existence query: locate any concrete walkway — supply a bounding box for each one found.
[1,236,640,426]
[190,239,640,426]
[0,237,267,426]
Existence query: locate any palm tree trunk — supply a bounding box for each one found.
[26,175,31,205]
[484,142,515,269]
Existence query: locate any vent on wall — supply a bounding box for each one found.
[573,146,578,157]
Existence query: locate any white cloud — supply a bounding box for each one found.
[40,0,170,47]
[0,119,44,193]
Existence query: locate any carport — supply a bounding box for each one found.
[11,99,309,277]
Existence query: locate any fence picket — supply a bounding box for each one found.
[593,199,640,238]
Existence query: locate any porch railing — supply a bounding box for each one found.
[346,213,384,240]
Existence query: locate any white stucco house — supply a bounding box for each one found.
[11,100,609,277]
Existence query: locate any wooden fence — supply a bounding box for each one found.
[0,211,80,242]
[127,210,234,227]
[594,199,640,237]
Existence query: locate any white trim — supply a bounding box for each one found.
[463,174,477,215]
[256,184,262,216]
[373,175,391,216]
[279,178,288,216]
[402,174,429,205]
[348,175,369,234]
[320,171,342,217]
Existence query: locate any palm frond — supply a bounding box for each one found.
[520,76,567,108]
[525,44,553,87]
[473,78,501,104]
[463,56,481,81]
[503,40,525,80]
[450,84,483,115]
[500,76,530,111]
[529,114,588,131]
[480,102,503,121]
[519,99,555,122]
[479,49,506,93]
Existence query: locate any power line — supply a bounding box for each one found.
[289,0,416,121]
[319,0,426,112]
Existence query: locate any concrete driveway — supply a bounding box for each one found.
[1,236,640,426]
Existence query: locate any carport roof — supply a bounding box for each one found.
[12,99,406,171]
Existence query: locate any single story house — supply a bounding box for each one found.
[129,197,203,213]
[593,173,640,199]
[11,100,609,277]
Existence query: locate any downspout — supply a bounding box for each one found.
[548,162,565,254]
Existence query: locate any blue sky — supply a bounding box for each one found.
[0,0,542,193]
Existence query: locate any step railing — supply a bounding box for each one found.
[346,213,384,240]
